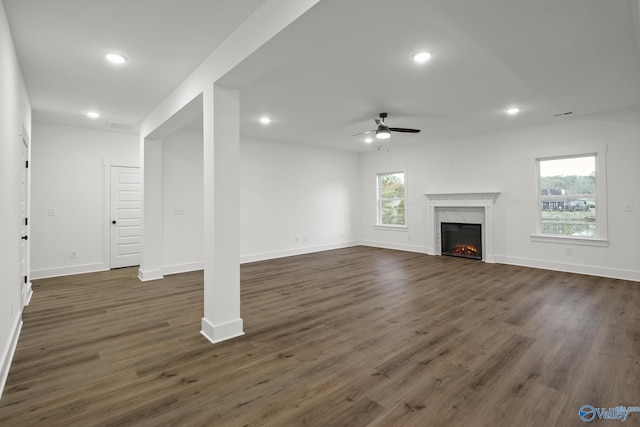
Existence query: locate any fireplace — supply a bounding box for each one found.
[425,192,499,262]
[441,222,482,260]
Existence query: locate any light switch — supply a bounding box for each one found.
[48,208,56,216]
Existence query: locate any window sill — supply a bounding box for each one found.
[530,234,608,247]
[374,225,409,232]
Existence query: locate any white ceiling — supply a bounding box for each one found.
[5,0,640,152]
[2,0,267,130]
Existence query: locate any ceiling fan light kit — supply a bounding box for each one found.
[376,126,391,139]
[354,112,421,143]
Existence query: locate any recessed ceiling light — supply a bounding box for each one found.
[105,52,128,65]
[412,50,433,64]
[86,111,100,119]
[259,117,271,125]
[505,107,521,115]
[365,137,373,144]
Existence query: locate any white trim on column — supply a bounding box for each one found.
[138,268,164,282]
[139,139,164,282]
[201,84,244,345]
[201,318,244,344]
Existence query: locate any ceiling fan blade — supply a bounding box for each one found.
[389,127,421,133]
[352,129,376,136]
[375,118,383,126]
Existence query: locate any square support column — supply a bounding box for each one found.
[201,84,244,343]
[139,138,164,281]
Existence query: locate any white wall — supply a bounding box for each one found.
[157,133,361,270]
[28,122,360,278]
[30,123,139,278]
[0,1,31,396]
[162,129,204,274]
[240,139,360,262]
[359,109,640,281]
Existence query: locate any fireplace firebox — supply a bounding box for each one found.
[441,222,482,260]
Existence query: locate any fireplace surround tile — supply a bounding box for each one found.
[425,192,500,262]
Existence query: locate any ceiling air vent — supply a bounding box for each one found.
[105,120,134,132]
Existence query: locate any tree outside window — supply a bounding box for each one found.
[378,172,405,226]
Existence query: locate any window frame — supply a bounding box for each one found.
[375,171,408,230]
[531,150,608,246]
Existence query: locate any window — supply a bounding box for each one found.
[377,172,406,226]
[535,153,607,244]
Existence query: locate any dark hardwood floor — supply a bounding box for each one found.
[1,246,639,426]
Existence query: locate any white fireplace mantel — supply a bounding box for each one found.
[425,192,500,205]
[424,192,500,262]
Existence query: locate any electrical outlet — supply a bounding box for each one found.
[295,237,299,243]
[70,250,77,259]
[173,207,184,215]
[624,203,633,212]
[304,236,308,242]
[565,247,573,256]
[48,208,56,216]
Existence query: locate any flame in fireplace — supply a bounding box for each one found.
[450,244,480,257]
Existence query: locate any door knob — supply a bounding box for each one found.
[21,236,28,240]
[112,220,116,224]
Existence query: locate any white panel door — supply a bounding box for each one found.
[110,166,141,268]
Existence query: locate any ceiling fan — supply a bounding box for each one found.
[353,112,421,140]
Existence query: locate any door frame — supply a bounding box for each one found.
[103,158,139,269]
[20,126,32,307]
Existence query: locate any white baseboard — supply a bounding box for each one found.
[24,282,33,307]
[138,267,164,282]
[0,315,23,399]
[494,255,640,282]
[240,241,360,264]
[30,262,108,280]
[359,240,427,254]
[201,317,244,344]
[163,262,204,275]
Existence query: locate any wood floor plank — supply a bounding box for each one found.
[1,246,639,426]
